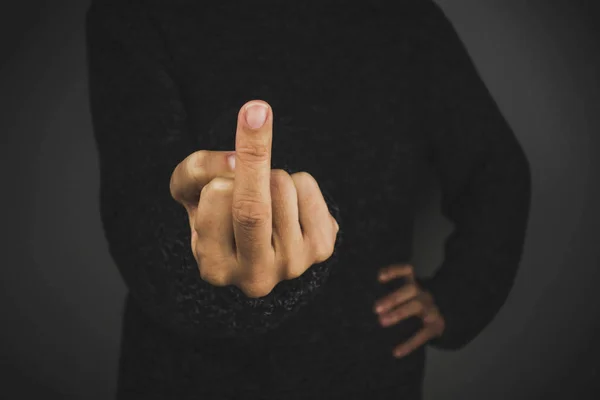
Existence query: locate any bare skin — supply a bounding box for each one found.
[170,100,441,357]
[374,264,446,357]
[170,100,340,298]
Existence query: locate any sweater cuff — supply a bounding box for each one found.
[417,273,482,351]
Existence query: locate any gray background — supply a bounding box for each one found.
[1,1,598,399]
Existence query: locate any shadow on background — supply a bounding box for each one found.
[1,1,598,399]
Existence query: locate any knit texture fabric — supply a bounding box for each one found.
[85,0,532,398]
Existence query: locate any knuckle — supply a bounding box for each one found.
[291,172,314,191]
[199,266,230,287]
[169,173,179,200]
[322,234,336,256]
[193,237,211,259]
[236,143,270,163]
[291,172,323,206]
[205,177,234,194]
[193,150,209,168]
[331,216,340,233]
[270,168,290,181]
[232,198,271,228]
[239,267,278,298]
[282,261,308,280]
[195,250,233,287]
[200,178,233,206]
[270,169,293,190]
[170,163,187,201]
[189,150,208,181]
[239,280,276,299]
[312,240,334,263]
[199,181,210,198]
[311,248,326,264]
[291,171,316,185]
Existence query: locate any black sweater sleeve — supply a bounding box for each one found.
[85,1,338,340]
[415,2,532,350]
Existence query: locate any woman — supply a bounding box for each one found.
[86,0,531,398]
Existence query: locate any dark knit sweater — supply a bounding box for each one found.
[85,0,532,398]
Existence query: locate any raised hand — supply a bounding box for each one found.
[170,100,340,298]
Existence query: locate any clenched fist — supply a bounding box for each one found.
[170,100,340,298]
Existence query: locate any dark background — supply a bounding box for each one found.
[1,1,599,399]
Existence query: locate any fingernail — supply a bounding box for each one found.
[227,153,236,170]
[374,305,383,313]
[245,103,268,129]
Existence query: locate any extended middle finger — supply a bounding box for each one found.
[170,149,236,208]
[232,100,274,269]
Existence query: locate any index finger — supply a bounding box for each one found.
[232,100,274,267]
[170,150,236,208]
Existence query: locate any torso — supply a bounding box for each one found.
[156,0,431,357]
